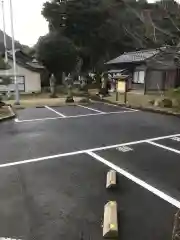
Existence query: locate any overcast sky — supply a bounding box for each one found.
[0,0,180,47]
[0,0,48,47]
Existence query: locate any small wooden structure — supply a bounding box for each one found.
[110,74,128,103]
[106,48,180,94]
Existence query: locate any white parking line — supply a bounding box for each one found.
[45,106,66,117]
[0,238,22,240]
[0,133,179,168]
[147,141,180,154]
[15,110,137,123]
[14,116,61,122]
[77,104,105,113]
[87,151,180,208]
[103,102,135,111]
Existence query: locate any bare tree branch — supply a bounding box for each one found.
[159,1,180,32]
[153,23,175,37]
[168,15,180,32]
[153,27,157,43]
[122,0,177,43]
[123,1,145,23]
[123,25,145,48]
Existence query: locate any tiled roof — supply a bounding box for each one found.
[26,62,44,70]
[108,69,125,73]
[7,50,44,72]
[106,49,160,64]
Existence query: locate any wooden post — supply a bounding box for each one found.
[144,76,147,95]
[144,69,149,95]
[116,80,119,101]
[116,91,119,101]
[124,80,127,104]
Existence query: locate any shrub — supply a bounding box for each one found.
[166,88,180,109]
[148,99,155,105]
[167,87,180,98]
[159,98,173,108]
[173,87,180,94]
[172,99,180,108]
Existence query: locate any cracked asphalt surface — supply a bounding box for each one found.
[0,102,180,240]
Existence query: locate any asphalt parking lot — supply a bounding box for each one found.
[0,102,180,240]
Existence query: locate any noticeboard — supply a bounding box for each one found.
[117,80,126,93]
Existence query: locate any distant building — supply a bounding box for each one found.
[106,47,180,94]
[0,50,44,93]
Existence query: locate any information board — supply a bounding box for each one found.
[117,80,126,93]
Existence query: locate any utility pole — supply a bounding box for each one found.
[1,0,8,63]
[9,0,20,104]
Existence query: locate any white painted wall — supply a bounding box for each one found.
[0,60,41,93]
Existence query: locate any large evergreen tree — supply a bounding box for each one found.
[40,0,180,72]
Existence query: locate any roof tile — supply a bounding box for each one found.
[106,49,159,64]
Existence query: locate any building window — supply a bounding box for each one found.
[133,71,145,84]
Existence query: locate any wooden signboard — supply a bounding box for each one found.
[117,81,126,93]
[115,79,127,103]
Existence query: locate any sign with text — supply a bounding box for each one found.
[117,80,126,93]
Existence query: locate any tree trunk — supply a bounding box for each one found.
[96,73,101,91]
[62,72,66,85]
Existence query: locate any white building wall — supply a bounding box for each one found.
[0,60,41,93]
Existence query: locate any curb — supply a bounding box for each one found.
[90,96,180,118]
[0,106,16,122]
[127,105,180,117]
[13,100,91,109]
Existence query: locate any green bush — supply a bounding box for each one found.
[159,98,173,108]
[165,88,180,109]
[154,98,173,108]
[167,87,180,97]
[173,87,180,94]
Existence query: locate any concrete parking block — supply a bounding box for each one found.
[172,209,180,240]
[106,170,117,189]
[103,201,118,238]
